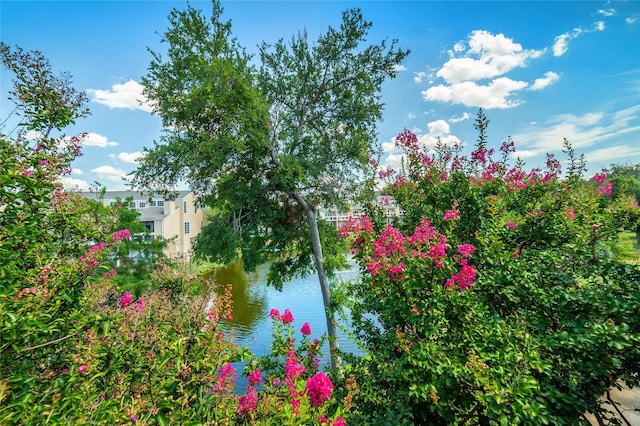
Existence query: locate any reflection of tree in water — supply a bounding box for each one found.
[209,260,267,338]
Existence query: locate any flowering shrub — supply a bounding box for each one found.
[341,113,640,424]
[1,44,355,425]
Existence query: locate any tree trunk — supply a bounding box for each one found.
[636,224,640,246]
[292,192,341,370]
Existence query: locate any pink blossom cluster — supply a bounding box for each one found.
[300,322,311,336]
[592,172,608,184]
[112,229,131,242]
[209,362,236,394]
[338,215,374,239]
[14,286,50,301]
[237,368,262,416]
[284,350,307,415]
[470,147,494,165]
[445,259,477,291]
[320,416,346,426]
[269,308,294,325]
[443,209,460,221]
[120,291,133,308]
[79,242,106,272]
[236,388,258,415]
[305,371,334,408]
[596,181,612,196]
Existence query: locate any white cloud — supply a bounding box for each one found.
[87,79,153,112]
[414,71,427,83]
[60,176,90,190]
[585,144,640,163]
[385,153,405,171]
[72,168,84,175]
[427,119,450,137]
[423,30,546,109]
[553,21,606,57]
[436,31,544,84]
[83,132,118,148]
[626,17,637,24]
[91,165,127,182]
[407,113,417,120]
[530,71,560,91]
[392,64,407,72]
[423,77,528,109]
[511,105,640,153]
[597,9,615,17]
[449,112,472,123]
[553,33,572,57]
[117,151,144,164]
[513,150,539,159]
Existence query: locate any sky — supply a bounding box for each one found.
[1,0,639,190]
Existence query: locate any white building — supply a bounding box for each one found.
[82,190,208,260]
[320,194,404,229]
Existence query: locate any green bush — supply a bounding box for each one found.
[340,119,640,425]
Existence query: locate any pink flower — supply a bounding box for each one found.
[332,416,346,426]
[592,224,600,232]
[120,291,133,308]
[237,388,258,415]
[285,351,306,380]
[506,221,518,229]
[596,182,612,196]
[428,235,447,268]
[78,365,87,374]
[444,259,477,291]
[269,308,280,320]
[592,172,607,184]
[248,369,262,386]
[411,306,419,314]
[443,209,460,221]
[22,169,33,177]
[290,398,300,415]
[306,372,334,408]
[281,308,294,325]
[112,229,131,242]
[457,244,475,258]
[300,322,311,336]
[566,208,576,220]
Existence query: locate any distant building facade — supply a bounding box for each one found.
[82,190,207,260]
[319,194,404,229]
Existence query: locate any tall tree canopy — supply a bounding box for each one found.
[132,0,408,366]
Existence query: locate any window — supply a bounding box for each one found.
[157,200,164,207]
[183,201,187,213]
[184,222,190,235]
[138,201,146,208]
[150,200,157,207]
[200,220,204,228]
[129,201,136,209]
[194,204,198,213]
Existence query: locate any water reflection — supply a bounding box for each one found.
[208,261,267,338]
[201,260,360,362]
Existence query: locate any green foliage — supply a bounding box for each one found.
[133,0,408,284]
[1,43,351,425]
[340,113,640,424]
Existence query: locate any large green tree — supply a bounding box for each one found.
[132,1,408,367]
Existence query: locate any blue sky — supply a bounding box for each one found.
[2,0,639,190]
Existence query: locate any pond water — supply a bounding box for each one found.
[201,260,362,368]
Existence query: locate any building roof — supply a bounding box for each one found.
[81,190,192,201]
